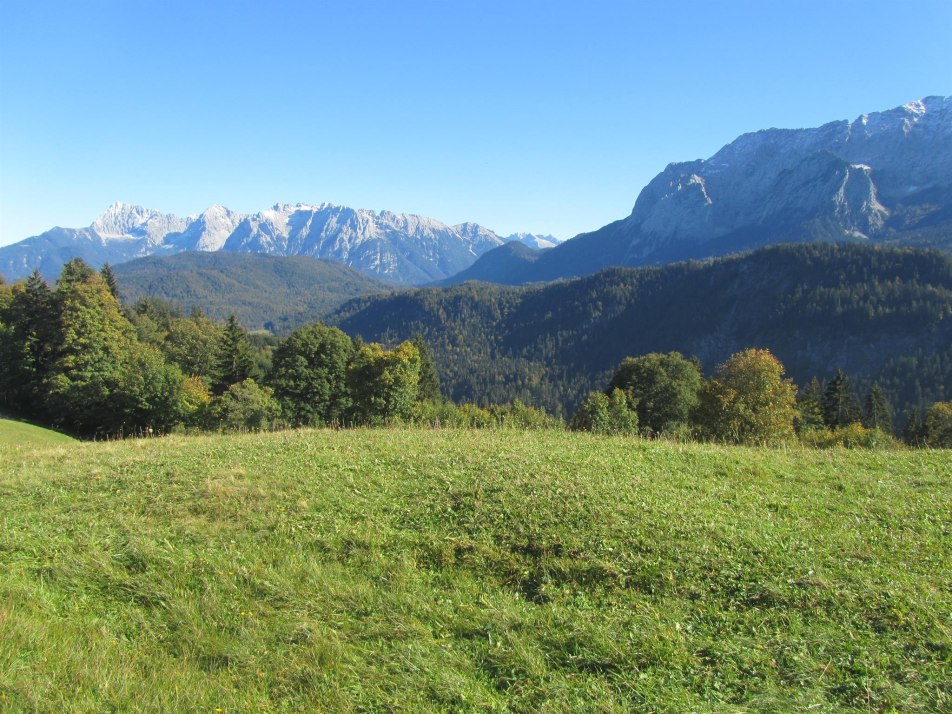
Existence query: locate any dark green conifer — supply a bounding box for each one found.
[211,315,257,394]
[412,334,441,402]
[862,384,892,433]
[0,271,56,415]
[795,377,826,432]
[902,410,927,447]
[100,263,120,299]
[822,370,861,428]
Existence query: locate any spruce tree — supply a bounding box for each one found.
[862,384,893,433]
[412,334,441,402]
[100,263,120,299]
[211,315,256,394]
[795,377,826,432]
[822,370,861,428]
[902,410,927,447]
[46,263,138,433]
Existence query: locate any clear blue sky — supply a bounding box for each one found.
[0,0,950,246]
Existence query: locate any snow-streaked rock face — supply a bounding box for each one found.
[171,204,243,252]
[504,232,561,250]
[90,202,191,245]
[220,204,506,283]
[619,95,951,261]
[0,201,510,284]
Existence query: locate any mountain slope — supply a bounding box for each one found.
[433,241,544,286]
[331,243,952,418]
[113,252,396,332]
[448,96,952,285]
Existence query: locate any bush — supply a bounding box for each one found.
[488,400,561,430]
[214,379,282,432]
[799,423,902,449]
[570,389,638,435]
[411,400,490,428]
[925,402,952,448]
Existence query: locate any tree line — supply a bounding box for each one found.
[0,260,437,435]
[569,350,952,448]
[331,243,952,423]
[1,259,950,447]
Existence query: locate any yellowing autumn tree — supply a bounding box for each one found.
[347,340,421,425]
[695,348,797,445]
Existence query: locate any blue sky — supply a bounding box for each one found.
[0,0,950,246]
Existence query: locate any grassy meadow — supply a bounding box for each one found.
[0,416,76,448]
[0,429,949,712]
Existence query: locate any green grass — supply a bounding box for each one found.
[0,416,76,448]
[0,429,949,712]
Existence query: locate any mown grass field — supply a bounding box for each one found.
[0,429,949,712]
[0,416,76,448]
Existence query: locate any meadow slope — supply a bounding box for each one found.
[0,416,76,448]
[0,430,949,712]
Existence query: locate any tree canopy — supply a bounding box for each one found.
[607,352,701,434]
[694,348,797,445]
[269,323,354,426]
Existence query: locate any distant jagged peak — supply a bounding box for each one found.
[455,222,502,238]
[852,95,950,136]
[92,201,159,232]
[505,232,562,250]
[200,203,237,218]
[91,201,190,242]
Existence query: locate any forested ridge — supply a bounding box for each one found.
[113,251,396,331]
[3,243,952,444]
[331,243,952,420]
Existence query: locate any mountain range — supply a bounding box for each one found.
[2,96,948,288]
[0,202,560,284]
[447,95,952,284]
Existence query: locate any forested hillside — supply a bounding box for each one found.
[331,243,952,419]
[113,252,395,331]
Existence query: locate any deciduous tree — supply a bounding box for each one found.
[347,341,421,425]
[925,401,952,448]
[607,352,701,434]
[694,348,797,445]
[269,323,354,426]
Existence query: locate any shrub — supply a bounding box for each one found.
[214,379,281,432]
[925,402,952,448]
[488,400,561,430]
[570,389,638,435]
[800,423,902,449]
